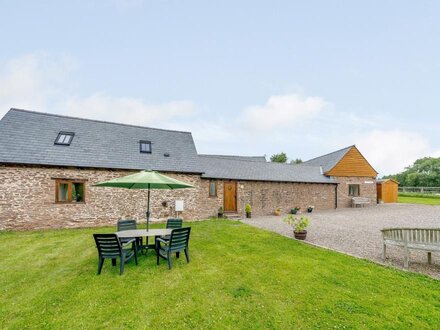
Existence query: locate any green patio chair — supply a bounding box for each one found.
[155,218,183,247]
[117,219,142,251]
[93,233,138,275]
[117,219,137,231]
[163,218,183,239]
[156,227,191,270]
[166,218,183,229]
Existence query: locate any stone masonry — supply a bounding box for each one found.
[0,165,207,230]
[236,180,336,216]
[0,164,338,230]
[333,176,377,208]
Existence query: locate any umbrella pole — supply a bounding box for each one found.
[146,184,150,231]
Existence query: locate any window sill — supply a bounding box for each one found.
[54,202,86,205]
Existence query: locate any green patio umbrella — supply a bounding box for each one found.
[94,170,195,230]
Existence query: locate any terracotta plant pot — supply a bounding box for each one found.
[246,212,251,218]
[294,230,307,240]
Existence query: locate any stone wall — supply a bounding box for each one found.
[333,176,377,208]
[200,179,336,217]
[0,165,338,230]
[0,165,211,230]
[236,180,336,216]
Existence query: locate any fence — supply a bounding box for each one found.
[398,187,440,195]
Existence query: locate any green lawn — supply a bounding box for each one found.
[398,193,440,205]
[1,220,440,329]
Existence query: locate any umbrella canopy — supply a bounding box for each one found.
[94,170,195,190]
[94,170,194,229]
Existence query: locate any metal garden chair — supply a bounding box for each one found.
[93,233,138,275]
[156,227,191,270]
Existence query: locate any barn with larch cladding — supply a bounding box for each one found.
[0,108,378,230]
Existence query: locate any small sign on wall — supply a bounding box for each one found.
[364,181,374,184]
[175,200,184,212]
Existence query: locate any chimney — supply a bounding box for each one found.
[319,166,324,175]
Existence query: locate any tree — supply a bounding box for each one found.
[290,158,303,164]
[270,152,288,163]
[383,157,440,187]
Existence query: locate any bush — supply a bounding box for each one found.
[398,193,440,199]
[283,215,310,232]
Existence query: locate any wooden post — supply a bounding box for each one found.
[403,230,409,268]
[382,231,387,260]
[428,252,432,265]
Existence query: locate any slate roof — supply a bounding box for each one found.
[302,146,353,173]
[0,108,336,184]
[199,155,335,184]
[199,154,267,162]
[0,108,202,173]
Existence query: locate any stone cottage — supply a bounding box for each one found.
[0,109,376,230]
[302,145,378,207]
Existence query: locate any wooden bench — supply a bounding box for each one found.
[381,228,440,268]
[351,197,370,207]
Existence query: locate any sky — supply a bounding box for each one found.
[1,0,440,176]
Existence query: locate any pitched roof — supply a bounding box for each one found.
[199,154,266,162]
[377,178,399,184]
[0,108,202,173]
[302,145,353,173]
[199,155,335,184]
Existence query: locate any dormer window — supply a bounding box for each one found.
[140,140,151,153]
[55,132,74,146]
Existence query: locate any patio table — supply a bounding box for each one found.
[116,229,172,253]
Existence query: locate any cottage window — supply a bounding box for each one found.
[55,180,85,203]
[55,132,74,145]
[209,180,217,197]
[140,140,152,153]
[348,184,360,197]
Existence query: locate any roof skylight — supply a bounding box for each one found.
[140,140,152,153]
[55,132,74,146]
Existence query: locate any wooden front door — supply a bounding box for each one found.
[224,181,237,212]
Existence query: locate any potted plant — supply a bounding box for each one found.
[290,206,300,214]
[283,215,310,240]
[274,207,282,216]
[245,204,252,218]
[218,206,224,218]
[307,205,314,213]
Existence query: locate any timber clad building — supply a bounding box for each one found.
[0,109,378,230]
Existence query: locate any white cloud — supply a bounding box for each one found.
[241,94,331,131]
[1,53,439,174]
[0,53,195,126]
[64,93,196,127]
[0,53,78,117]
[355,130,434,175]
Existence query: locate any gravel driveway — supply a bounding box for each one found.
[242,204,440,278]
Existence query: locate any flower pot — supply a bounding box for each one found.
[218,213,224,218]
[294,230,307,240]
[246,212,251,218]
[307,208,313,213]
[290,209,297,214]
